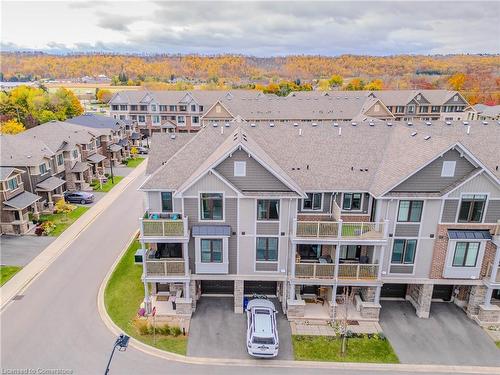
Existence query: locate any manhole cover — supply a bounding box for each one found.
[12,295,24,301]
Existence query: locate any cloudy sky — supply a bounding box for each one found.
[2,1,499,56]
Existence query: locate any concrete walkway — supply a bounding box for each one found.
[0,161,146,310]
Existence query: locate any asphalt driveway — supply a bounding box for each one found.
[0,235,55,266]
[380,300,500,366]
[187,297,293,360]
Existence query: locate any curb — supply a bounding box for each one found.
[1,162,146,312]
[97,239,500,374]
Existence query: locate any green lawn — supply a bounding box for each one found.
[292,335,399,363]
[496,341,500,349]
[0,266,22,286]
[104,240,187,355]
[125,157,145,168]
[91,175,124,192]
[39,206,90,236]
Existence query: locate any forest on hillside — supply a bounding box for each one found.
[1,53,499,104]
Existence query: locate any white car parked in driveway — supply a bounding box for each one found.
[246,298,279,358]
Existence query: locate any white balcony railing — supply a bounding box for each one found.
[294,220,388,240]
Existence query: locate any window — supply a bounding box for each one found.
[216,105,222,113]
[441,161,456,177]
[343,193,362,210]
[169,105,176,111]
[234,161,246,177]
[139,105,147,111]
[397,200,423,222]
[170,116,176,121]
[152,115,160,124]
[39,163,47,175]
[119,105,127,111]
[374,104,380,112]
[7,178,18,190]
[191,104,196,111]
[419,106,429,113]
[111,105,119,111]
[303,193,322,210]
[297,244,321,260]
[257,200,279,220]
[408,105,415,114]
[458,194,486,223]
[199,105,204,112]
[340,245,361,260]
[159,105,167,111]
[391,239,417,264]
[72,149,78,159]
[161,192,173,212]
[179,105,187,112]
[95,138,101,148]
[396,106,405,113]
[192,116,199,124]
[138,115,145,123]
[431,106,440,113]
[201,239,223,263]
[200,193,223,220]
[57,153,64,166]
[119,115,125,120]
[130,105,138,111]
[151,104,157,111]
[177,116,185,124]
[256,237,278,261]
[452,242,479,267]
[130,115,137,120]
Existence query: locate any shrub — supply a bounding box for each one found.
[171,326,182,337]
[157,324,171,336]
[133,318,151,335]
[40,220,56,235]
[54,199,75,214]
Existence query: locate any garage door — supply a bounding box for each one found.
[381,283,407,299]
[432,285,453,301]
[201,280,234,295]
[244,281,277,295]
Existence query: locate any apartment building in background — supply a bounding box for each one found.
[465,104,500,121]
[138,117,500,329]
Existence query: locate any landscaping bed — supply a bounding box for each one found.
[124,157,145,168]
[37,205,89,237]
[91,175,124,192]
[0,265,22,286]
[104,239,188,355]
[292,334,399,363]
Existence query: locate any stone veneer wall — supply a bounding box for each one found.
[407,284,433,318]
[234,280,244,313]
[466,285,487,317]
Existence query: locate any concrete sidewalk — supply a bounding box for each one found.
[0,161,146,311]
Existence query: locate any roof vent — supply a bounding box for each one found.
[482,120,488,125]
[424,135,431,140]
[462,121,469,125]
[293,122,298,127]
[299,128,303,136]
[351,122,357,126]
[338,127,342,136]
[425,121,432,126]
[369,121,375,127]
[386,122,393,127]
[467,125,471,134]
[312,122,318,127]
[250,123,256,127]
[170,134,176,139]
[407,121,413,126]
[225,123,230,127]
[212,123,218,127]
[411,132,417,137]
[333,122,339,127]
[269,123,274,127]
[445,121,452,125]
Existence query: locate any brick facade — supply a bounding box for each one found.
[340,215,370,222]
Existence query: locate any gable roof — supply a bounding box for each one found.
[1,134,55,166]
[142,119,500,197]
[0,167,24,181]
[66,113,125,131]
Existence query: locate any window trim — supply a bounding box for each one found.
[255,236,279,262]
[7,177,18,191]
[160,191,173,213]
[256,199,280,221]
[234,161,246,177]
[456,193,487,223]
[199,191,225,222]
[397,200,423,222]
[200,238,223,263]
[342,192,363,211]
[441,161,456,177]
[390,239,417,265]
[452,241,480,268]
[302,192,323,211]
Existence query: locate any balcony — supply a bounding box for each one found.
[294,220,388,241]
[140,211,188,239]
[145,258,186,277]
[294,262,379,280]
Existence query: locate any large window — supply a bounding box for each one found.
[343,193,362,210]
[391,239,417,264]
[201,239,223,263]
[39,163,47,175]
[7,178,18,190]
[57,154,64,166]
[161,192,173,212]
[303,193,322,210]
[452,242,479,267]
[340,245,361,261]
[297,244,321,260]
[200,193,223,220]
[257,199,279,220]
[458,194,486,223]
[397,200,423,222]
[256,237,278,261]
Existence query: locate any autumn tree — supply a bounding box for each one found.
[0,119,26,134]
[365,79,383,90]
[328,74,343,88]
[96,89,113,103]
[344,78,365,91]
[448,73,466,91]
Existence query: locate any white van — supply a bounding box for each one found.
[246,299,279,358]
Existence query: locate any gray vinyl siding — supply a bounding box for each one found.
[444,94,467,106]
[256,222,280,235]
[298,192,332,214]
[394,224,420,237]
[256,262,279,272]
[184,197,237,274]
[214,149,290,192]
[485,200,500,224]
[441,199,459,223]
[391,149,476,193]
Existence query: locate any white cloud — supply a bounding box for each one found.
[1,1,498,55]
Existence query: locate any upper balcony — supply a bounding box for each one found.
[139,211,189,241]
[143,248,188,279]
[294,263,379,281]
[293,219,388,243]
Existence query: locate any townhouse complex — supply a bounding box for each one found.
[138,102,500,329]
[109,89,469,135]
[0,114,139,235]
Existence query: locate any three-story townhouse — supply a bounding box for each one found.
[139,118,500,329]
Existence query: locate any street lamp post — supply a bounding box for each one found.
[104,334,129,375]
[107,146,115,184]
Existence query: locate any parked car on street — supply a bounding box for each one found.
[64,191,94,204]
[246,298,279,358]
[136,146,149,154]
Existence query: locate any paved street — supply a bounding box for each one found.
[380,301,500,366]
[0,169,497,375]
[0,235,55,266]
